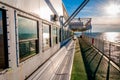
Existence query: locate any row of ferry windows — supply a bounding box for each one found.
[18,16,60,61]
[0,9,72,69]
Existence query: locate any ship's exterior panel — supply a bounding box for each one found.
[0,0,72,80]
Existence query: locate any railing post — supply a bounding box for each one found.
[106,42,111,80]
[102,40,104,53]
[109,43,111,59]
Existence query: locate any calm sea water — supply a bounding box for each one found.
[88,24,120,43]
[85,32,120,43]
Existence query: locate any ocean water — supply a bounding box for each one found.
[85,32,120,43]
[90,24,120,42]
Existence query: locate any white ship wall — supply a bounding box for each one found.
[0,0,71,80]
[0,0,63,25]
[40,0,63,23]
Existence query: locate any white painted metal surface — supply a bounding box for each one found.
[0,0,71,80]
[0,0,63,25]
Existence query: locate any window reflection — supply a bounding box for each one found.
[59,28,61,42]
[63,29,66,40]
[19,41,36,59]
[43,24,51,50]
[18,16,38,61]
[52,27,58,45]
[18,16,37,40]
[0,11,3,35]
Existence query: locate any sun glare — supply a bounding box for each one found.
[104,32,119,42]
[105,4,120,16]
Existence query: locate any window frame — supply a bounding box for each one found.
[59,28,62,42]
[17,15,39,62]
[0,8,8,69]
[42,23,51,51]
[56,27,58,44]
[52,26,58,45]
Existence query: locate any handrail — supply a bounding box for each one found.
[83,35,120,69]
[79,37,120,80]
[63,0,89,27]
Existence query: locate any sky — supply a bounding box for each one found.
[62,0,120,32]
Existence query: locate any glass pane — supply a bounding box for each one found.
[0,11,3,34]
[19,40,36,60]
[59,28,61,42]
[56,28,58,43]
[52,27,57,45]
[53,37,56,45]
[52,27,56,35]
[0,10,5,68]
[18,16,38,40]
[63,29,65,40]
[43,24,50,49]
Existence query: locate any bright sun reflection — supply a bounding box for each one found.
[105,4,120,16]
[104,32,119,42]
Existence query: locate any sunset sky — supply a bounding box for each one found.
[63,0,120,32]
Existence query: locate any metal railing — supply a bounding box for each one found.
[83,35,120,67]
[79,36,120,80]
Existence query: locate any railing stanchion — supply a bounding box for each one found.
[109,43,111,59]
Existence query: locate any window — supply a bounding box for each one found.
[52,26,58,45]
[63,29,66,40]
[42,24,51,50]
[0,9,8,69]
[59,28,61,42]
[18,16,39,62]
[65,30,67,39]
[56,27,58,43]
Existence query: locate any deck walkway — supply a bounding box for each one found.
[71,39,88,80]
[51,41,75,80]
[26,40,76,80]
[26,38,120,80]
[79,37,120,80]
